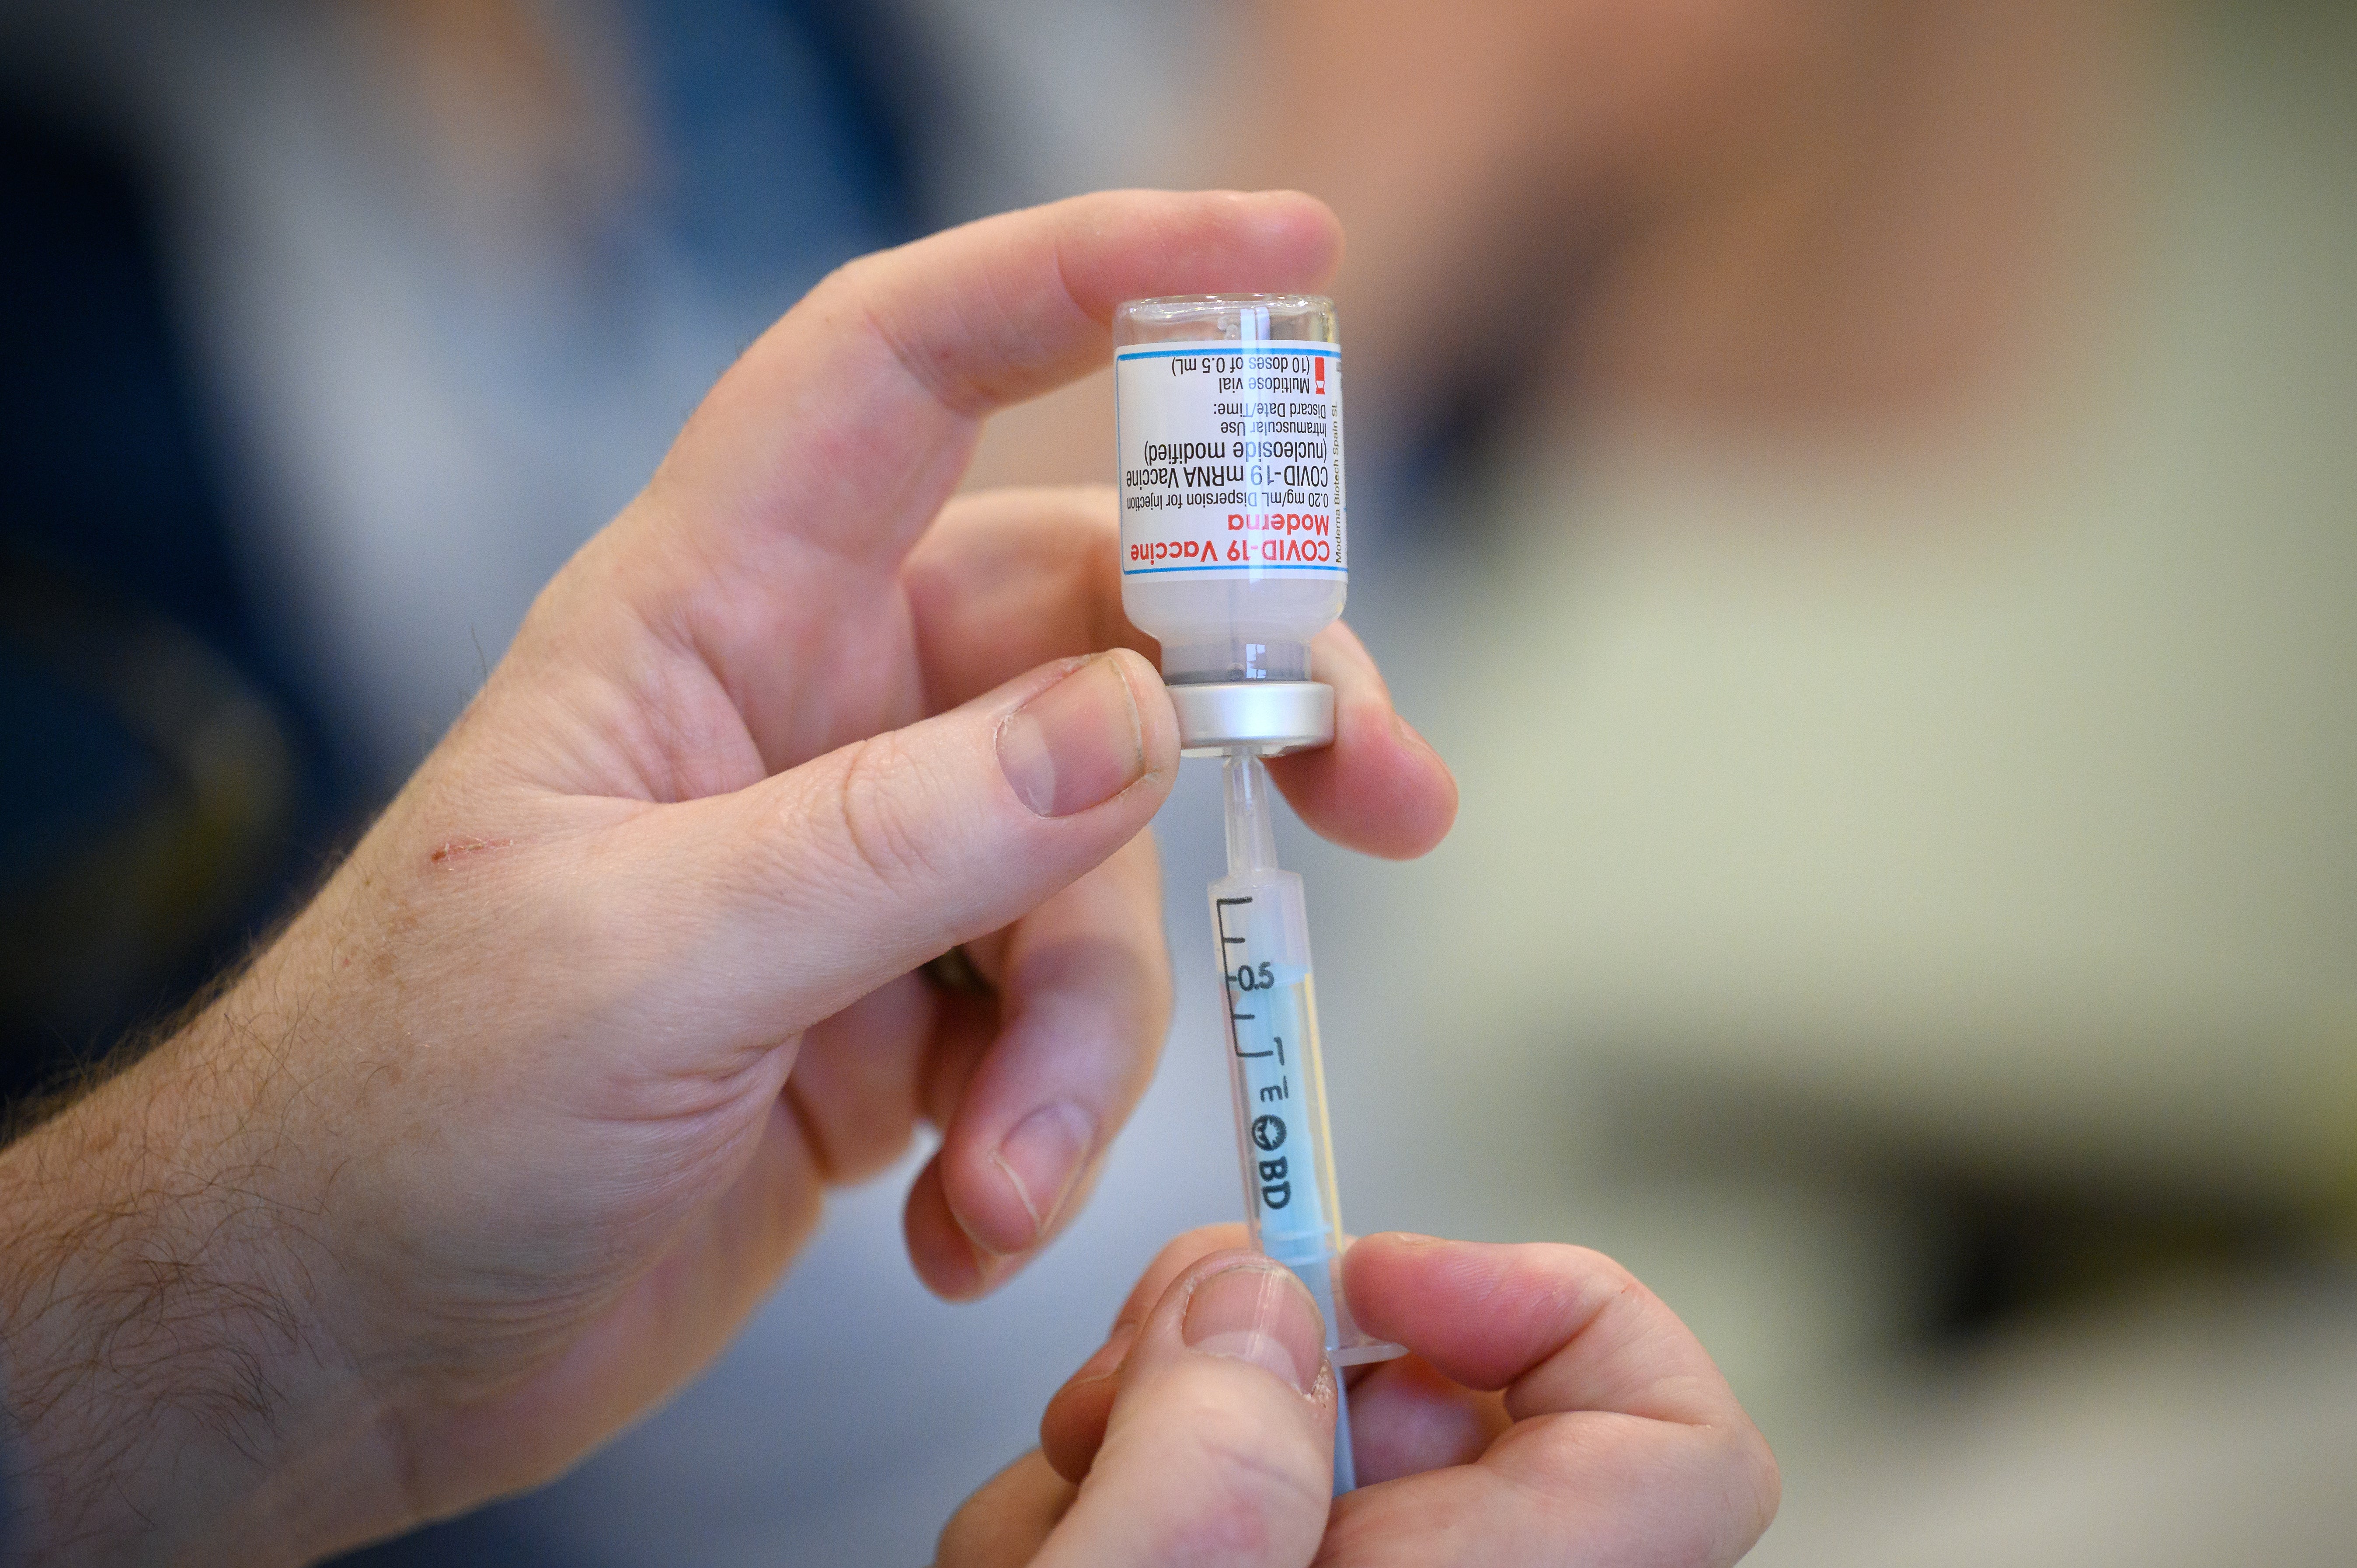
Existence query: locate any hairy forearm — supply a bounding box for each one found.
[0,999,398,1565]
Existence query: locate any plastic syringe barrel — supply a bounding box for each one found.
[1208,874,1353,1311]
[1210,757,1401,1494]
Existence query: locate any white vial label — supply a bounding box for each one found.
[1115,339,1345,581]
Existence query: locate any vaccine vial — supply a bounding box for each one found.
[1114,295,1344,753]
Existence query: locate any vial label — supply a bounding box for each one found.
[1115,339,1345,580]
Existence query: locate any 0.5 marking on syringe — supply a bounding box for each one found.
[1216,894,1286,1082]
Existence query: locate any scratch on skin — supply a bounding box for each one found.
[427,837,513,867]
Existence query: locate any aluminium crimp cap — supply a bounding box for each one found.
[1167,680,1335,756]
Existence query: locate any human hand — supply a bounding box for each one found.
[0,191,1455,1563]
[940,1226,1777,1566]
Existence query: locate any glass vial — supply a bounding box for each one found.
[1113,295,1346,688]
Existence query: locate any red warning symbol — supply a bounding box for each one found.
[1314,357,1326,393]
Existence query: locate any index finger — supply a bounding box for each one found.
[647,190,1341,577]
[1343,1234,1745,1426]
[1327,1234,1779,1566]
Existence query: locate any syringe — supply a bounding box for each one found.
[1209,753,1403,1495]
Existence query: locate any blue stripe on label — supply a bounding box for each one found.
[1122,563,1347,575]
[1115,346,1340,360]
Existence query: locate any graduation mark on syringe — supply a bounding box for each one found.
[1215,895,1291,1089]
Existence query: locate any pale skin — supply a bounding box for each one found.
[940,1227,1779,1567]
[0,189,1770,1565]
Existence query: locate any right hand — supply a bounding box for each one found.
[940,1226,1779,1566]
[0,191,1457,1565]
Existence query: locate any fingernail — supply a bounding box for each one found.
[982,1102,1097,1252]
[1072,1319,1139,1384]
[1183,1262,1325,1396]
[998,655,1147,817]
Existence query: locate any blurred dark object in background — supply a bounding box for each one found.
[0,102,349,1112]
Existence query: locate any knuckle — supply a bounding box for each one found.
[829,257,987,417]
[826,734,944,894]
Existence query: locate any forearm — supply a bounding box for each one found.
[0,1001,400,1564]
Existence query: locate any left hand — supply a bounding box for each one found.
[941,1225,1779,1566]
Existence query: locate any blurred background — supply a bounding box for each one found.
[4,0,2356,1562]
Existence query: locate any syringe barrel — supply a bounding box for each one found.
[1207,866,1385,1360]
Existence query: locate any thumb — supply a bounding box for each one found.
[1034,1250,1337,1568]
[585,650,1178,1056]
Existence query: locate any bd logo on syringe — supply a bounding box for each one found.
[1250,1116,1292,1209]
